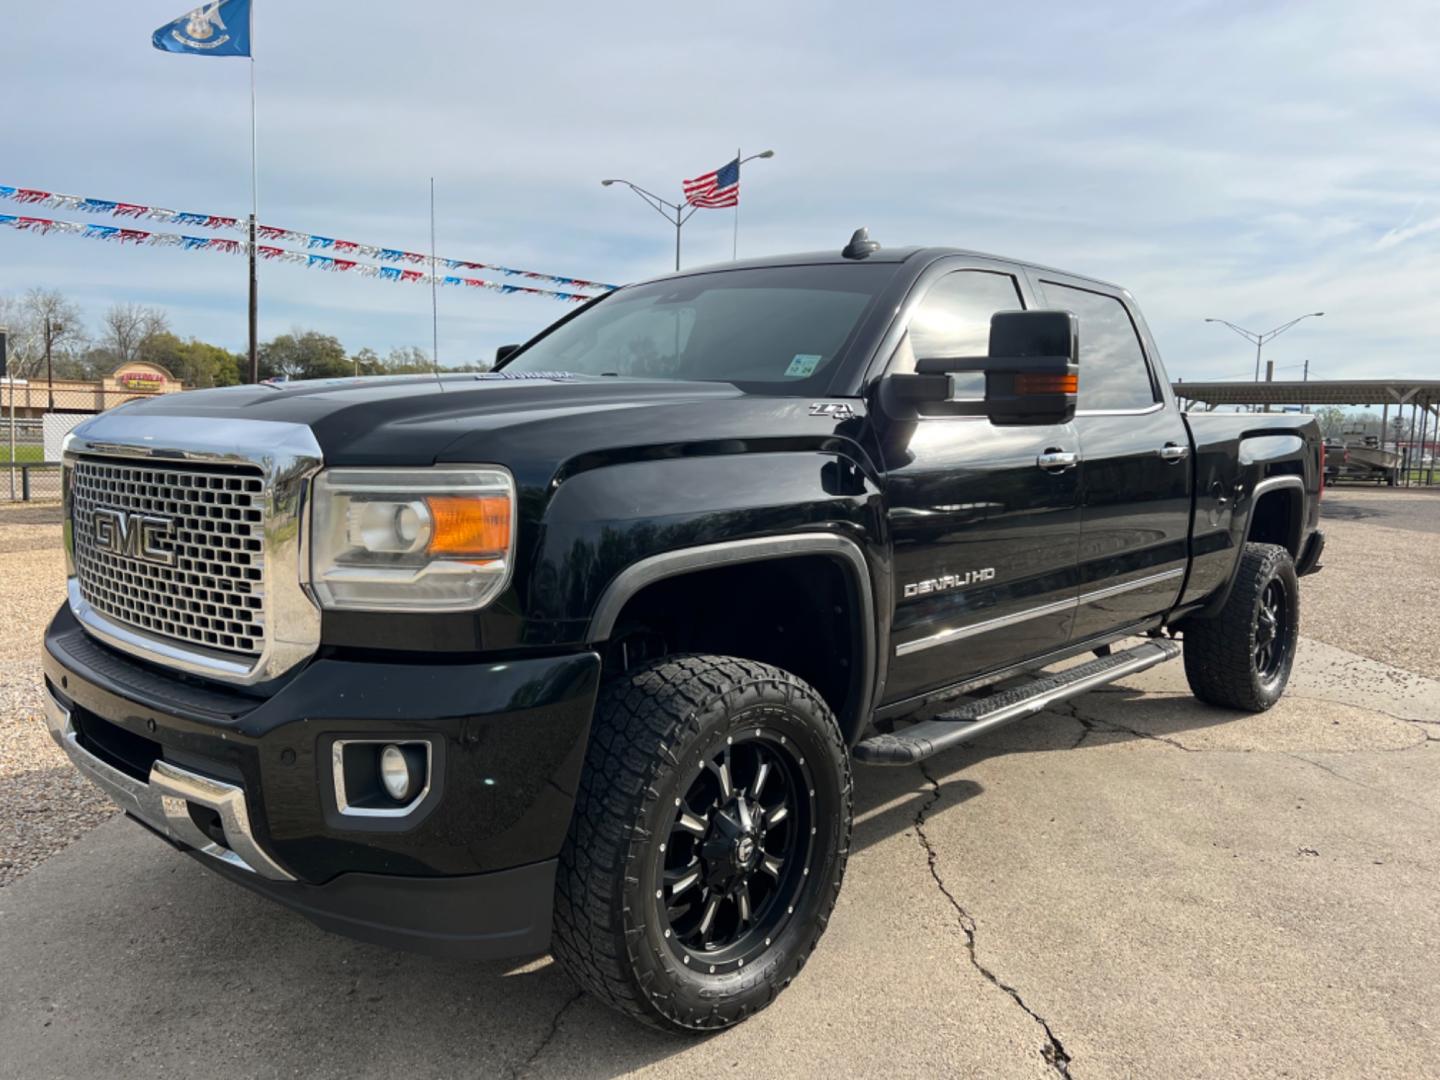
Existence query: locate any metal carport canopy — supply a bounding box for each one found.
[1171,379,1440,408]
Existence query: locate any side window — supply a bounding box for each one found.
[1040,282,1157,411]
[890,270,1024,374]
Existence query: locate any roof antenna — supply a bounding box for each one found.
[430,177,444,392]
[842,226,880,260]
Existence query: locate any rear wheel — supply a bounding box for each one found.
[1182,542,1299,712]
[551,654,851,1032]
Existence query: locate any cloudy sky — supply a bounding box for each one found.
[4,1,1437,380]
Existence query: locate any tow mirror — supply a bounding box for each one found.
[495,344,520,365]
[880,310,1079,426]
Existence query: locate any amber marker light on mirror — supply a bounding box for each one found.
[1015,373,1079,395]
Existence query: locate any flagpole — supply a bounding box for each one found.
[430,177,441,380]
[731,149,774,261]
[733,147,740,260]
[246,23,259,384]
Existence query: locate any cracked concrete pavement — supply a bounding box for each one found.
[2,489,1438,1078]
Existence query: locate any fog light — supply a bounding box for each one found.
[380,744,412,801]
[333,739,433,817]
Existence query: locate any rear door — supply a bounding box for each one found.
[877,263,1082,703]
[1033,276,1191,640]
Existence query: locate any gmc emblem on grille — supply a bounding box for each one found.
[93,509,178,567]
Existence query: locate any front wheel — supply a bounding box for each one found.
[1182,542,1300,711]
[551,655,852,1032]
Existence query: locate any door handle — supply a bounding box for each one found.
[1037,450,1079,471]
[1159,442,1189,463]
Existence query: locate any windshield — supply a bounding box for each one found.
[502,264,895,389]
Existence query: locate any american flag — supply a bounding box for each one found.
[683,157,741,208]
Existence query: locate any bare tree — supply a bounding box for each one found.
[1312,406,1346,438]
[101,303,169,366]
[0,289,86,378]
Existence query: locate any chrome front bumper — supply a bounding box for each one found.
[43,687,293,881]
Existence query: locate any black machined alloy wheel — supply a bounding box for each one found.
[660,730,813,974]
[1183,541,1301,712]
[1253,577,1290,683]
[552,654,852,1033]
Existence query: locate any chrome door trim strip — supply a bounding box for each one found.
[895,595,1077,657]
[895,567,1186,657]
[1074,402,1165,417]
[1077,567,1185,607]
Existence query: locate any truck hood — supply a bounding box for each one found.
[102,373,860,479]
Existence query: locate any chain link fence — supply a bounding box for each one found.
[1,385,170,502]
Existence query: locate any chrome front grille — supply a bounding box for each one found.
[64,415,323,685]
[70,458,267,656]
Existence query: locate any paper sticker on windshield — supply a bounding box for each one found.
[785,354,823,378]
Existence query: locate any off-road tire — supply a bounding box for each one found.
[551,654,852,1032]
[1183,542,1299,712]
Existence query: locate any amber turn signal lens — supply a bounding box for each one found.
[425,495,512,556]
[1015,373,1078,395]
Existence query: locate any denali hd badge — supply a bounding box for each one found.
[904,568,996,598]
[93,508,178,567]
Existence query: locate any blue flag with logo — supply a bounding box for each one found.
[152,1,252,57]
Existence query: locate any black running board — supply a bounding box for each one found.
[853,639,1181,766]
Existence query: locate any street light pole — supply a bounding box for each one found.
[1203,311,1325,412]
[43,317,62,411]
[733,149,775,260]
[601,178,697,272]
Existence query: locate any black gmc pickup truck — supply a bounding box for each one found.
[43,230,1323,1032]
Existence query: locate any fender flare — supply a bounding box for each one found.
[587,533,878,742]
[1195,474,1305,620]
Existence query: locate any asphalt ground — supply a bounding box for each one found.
[1,487,1437,1078]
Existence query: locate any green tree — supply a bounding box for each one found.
[351,347,384,376]
[258,330,349,380]
[140,333,243,388]
[383,345,433,374]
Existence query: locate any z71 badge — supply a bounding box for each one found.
[904,568,996,598]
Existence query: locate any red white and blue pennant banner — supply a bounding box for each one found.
[0,183,618,293]
[0,214,596,304]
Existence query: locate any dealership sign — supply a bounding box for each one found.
[117,369,167,390]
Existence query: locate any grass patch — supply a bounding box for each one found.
[0,445,45,464]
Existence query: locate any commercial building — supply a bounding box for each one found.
[0,360,182,419]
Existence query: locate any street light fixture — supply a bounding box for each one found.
[1203,311,1325,412]
[601,178,694,272]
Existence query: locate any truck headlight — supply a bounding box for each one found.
[309,466,515,611]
